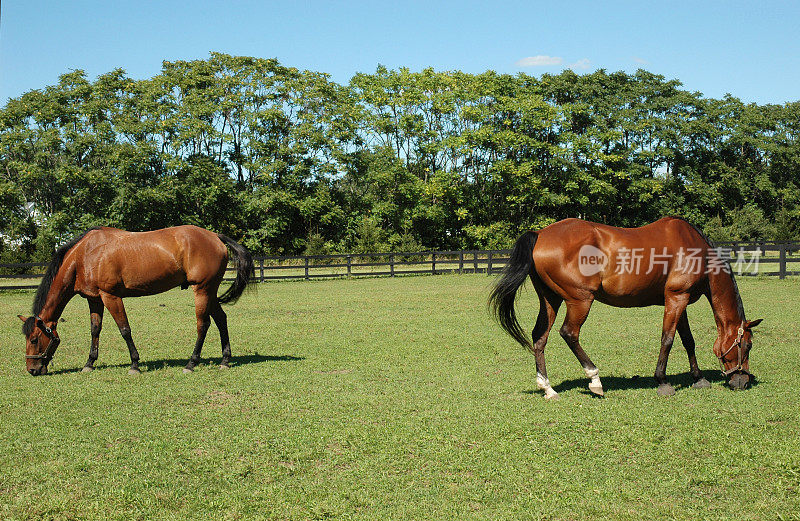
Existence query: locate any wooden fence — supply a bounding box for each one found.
[245,250,511,282]
[714,241,800,279]
[1,241,799,290]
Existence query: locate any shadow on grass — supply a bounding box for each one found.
[522,369,758,395]
[49,353,304,375]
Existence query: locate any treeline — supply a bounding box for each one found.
[1,52,799,263]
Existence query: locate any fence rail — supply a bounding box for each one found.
[239,250,512,283]
[2,241,799,290]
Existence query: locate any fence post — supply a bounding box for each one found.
[390,254,395,277]
[259,258,265,282]
[780,243,787,279]
[736,245,745,274]
[459,251,464,274]
[487,252,493,276]
[431,253,437,275]
[304,257,310,280]
[347,255,352,278]
[474,251,478,273]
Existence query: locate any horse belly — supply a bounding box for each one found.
[104,249,187,296]
[595,275,667,307]
[594,291,665,308]
[117,271,186,296]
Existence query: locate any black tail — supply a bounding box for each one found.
[488,231,538,351]
[217,234,254,305]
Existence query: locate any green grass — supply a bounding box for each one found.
[1,274,798,520]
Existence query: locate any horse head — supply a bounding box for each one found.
[716,318,762,389]
[18,315,60,376]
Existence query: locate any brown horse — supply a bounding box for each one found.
[489,217,762,399]
[18,225,253,376]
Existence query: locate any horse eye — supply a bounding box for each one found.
[30,338,38,344]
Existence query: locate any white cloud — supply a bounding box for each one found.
[569,58,591,70]
[633,56,650,65]
[516,55,563,67]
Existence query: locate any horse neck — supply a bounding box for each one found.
[37,263,76,325]
[706,269,744,332]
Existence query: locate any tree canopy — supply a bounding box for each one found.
[1,53,798,262]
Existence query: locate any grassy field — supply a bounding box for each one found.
[1,274,798,520]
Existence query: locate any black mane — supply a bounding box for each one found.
[667,216,746,320]
[30,228,100,316]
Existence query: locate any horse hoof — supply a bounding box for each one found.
[589,384,605,397]
[544,391,560,401]
[219,364,230,370]
[81,366,94,373]
[128,368,140,376]
[183,367,194,374]
[692,378,711,389]
[657,383,676,397]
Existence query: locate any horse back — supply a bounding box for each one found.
[72,226,228,297]
[533,217,710,307]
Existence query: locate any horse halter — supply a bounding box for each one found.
[717,322,749,377]
[25,316,60,365]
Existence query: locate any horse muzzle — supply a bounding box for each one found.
[728,371,751,390]
[27,363,48,376]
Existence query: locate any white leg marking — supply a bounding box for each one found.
[585,367,604,396]
[537,372,559,400]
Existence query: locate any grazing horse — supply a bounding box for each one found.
[18,225,253,376]
[489,217,762,399]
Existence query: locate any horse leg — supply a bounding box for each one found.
[82,299,104,372]
[211,301,231,369]
[677,310,710,389]
[559,298,604,396]
[185,288,212,373]
[531,287,562,400]
[100,293,140,375]
[655,294,690,396]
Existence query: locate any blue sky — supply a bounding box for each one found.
[1,0,799,105]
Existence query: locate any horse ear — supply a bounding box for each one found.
[746,319,763,329]
[17,315,27,322]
